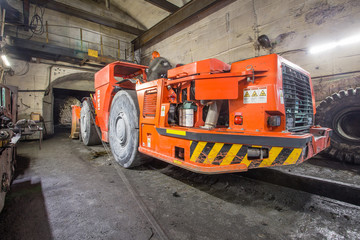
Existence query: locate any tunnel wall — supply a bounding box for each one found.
[140,0,360,103]
[4,0,144,129]
[3,59,96,134]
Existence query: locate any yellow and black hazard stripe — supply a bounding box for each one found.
[190,141,303,168]
[156,128,311,148]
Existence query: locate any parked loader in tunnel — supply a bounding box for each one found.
[79,54,331,174]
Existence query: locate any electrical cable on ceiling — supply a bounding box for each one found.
[278,49,307,56]
[14,62,30,76]
[27,2,45,39]
[20,98,30,109]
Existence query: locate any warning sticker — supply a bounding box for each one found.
[160,105,166,117]
[279,89,284,104]
[88,49,99,58]
[147,136,151,148]
[244,87,267,104]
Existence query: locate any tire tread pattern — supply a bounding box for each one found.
[109,90,150,168]
[80,99,101,146]
[316,88,360,164]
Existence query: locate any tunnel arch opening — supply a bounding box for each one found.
[43,72,95,135]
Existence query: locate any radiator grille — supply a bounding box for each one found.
[143,89,157,117]
[282,64,313,132]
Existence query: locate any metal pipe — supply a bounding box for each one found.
[18,90,46,92]
[1,9,5,38]
[0,69,4,84]
[105,0,110,9]
[118,40,120,59]
[132,44,134,62]
[100,35,103,56]
[46,21,49,43]
[201,100,223,130]
[125,45,127,60]
[39,61,101,71]
[80,28,83,51]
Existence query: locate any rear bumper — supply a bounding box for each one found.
[305,126,332,159]
[156,127,312,148]
[142,127,332,174]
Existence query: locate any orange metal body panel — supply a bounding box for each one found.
[70,105,81,139]
[228,54,316,133]
[136,55,330,173]
[195,77,239,100]
[167,58,231,79]
[93,61,147,142]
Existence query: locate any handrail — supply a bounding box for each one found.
[44,22,133,60]
[2,20,134,61]
[46,23,130,44]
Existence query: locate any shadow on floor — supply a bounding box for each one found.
[13,155,31,180]
[0,168,53,240]
[308,155,360,175]
[142,160,314,213]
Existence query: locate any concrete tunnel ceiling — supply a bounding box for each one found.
[108,0,192,29]
[2,0,197,65]
[57,0,192,30]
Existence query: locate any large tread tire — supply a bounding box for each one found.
[80,99,101,146]
[109,90,149,168]
[316,88,360,164]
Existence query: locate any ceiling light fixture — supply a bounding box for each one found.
[1,55,10,67]
[309,33,360,54]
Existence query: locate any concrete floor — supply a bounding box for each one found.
[1,132,360,239]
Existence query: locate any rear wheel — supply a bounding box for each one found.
[316,88,360,164]
[80,99,101,146]
[109,90,149,168]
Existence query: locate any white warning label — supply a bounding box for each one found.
[279,89,284,104]
[160,105,166,117]
[147,136,151,148]
[243,87,267,104]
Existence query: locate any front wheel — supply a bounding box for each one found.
[109,90,149,168]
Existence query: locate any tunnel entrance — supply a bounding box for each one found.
[53,88,92,133]
[42,72,95,136]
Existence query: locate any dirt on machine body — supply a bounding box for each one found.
[79,54,331,174]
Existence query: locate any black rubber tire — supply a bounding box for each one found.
[147,57,172,81]
[80,99,101,146]
[316,88,360,164]
[108,90,149,168]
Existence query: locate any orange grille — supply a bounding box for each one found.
[143,89,157,117]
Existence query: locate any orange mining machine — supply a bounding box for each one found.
[79,54,331,174]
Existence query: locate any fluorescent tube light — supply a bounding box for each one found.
[309,33,360,54]
[1,55,10,67]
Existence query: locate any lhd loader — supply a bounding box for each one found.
[80,54,331,174]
